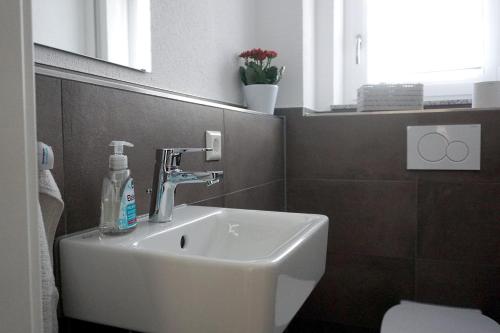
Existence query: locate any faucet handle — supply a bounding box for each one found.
[171,148,212,154]
[158,147,213,171]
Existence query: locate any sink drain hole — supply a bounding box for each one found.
[180,235,187,249]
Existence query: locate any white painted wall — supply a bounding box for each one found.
[333,0,345,106]
[0,0,42,331]
[314,0,336,111]
[34,0,334,109]
[303,0,338,110]
[255,0,335,110]
[255,0,304,108]
[302,0,316,109]
[35,0,257,105]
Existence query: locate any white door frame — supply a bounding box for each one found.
[0,0,42,332]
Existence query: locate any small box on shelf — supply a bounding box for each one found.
[357,83,424,112]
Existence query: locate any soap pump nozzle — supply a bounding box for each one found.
[109,141,134,170]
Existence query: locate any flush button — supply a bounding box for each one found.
[446,141,469,162]
[418,133,448,162]
[407,124,481,170]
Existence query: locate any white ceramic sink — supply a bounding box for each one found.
[59,205,328,333]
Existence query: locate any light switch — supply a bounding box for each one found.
[407,124,480,170]
[206,131,222,161]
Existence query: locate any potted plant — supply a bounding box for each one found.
[239,48,285,114]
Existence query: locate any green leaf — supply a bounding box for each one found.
[240,61,278,85]
[247,62,260,70]
[239,66,247,85]
[246,65,267,84]
[255,67,267,84]
[264,66,278,84]
[245,67,258,85]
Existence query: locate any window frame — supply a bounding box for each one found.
[337,0,500,105]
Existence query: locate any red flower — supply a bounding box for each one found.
[239,48,279,61]
[266,50,278,58]
[257,51,267,61]
[239,50,250,58]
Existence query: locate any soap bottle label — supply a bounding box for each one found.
[118,178,137,230]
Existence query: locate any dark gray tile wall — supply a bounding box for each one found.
[35,74,285,332]
[417,182,500,265]
[37,75,500,333]
[224,110,284,192]
[415,259,500,319]
[225,180,285,211]
[288,179,417,258]
[280,108,500,330]
[298,253,414,328]
[61,79,227,233]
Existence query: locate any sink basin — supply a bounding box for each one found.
[59,205,328,333]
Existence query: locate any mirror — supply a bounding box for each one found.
[336,0,500,106]
[33,0,152,72]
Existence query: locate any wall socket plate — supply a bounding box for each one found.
[205,131,222,161]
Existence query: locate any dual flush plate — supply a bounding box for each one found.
[407,124,481,170]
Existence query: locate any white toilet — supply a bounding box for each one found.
[381,301,500,333]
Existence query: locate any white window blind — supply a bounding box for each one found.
[367,0,484,84]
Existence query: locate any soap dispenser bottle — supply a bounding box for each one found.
[99,141,137,235]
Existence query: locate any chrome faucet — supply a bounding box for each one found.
[148,148,223,223]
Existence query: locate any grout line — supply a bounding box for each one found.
[413,257,500,268]
[189,179,285,206]
[326,251,414,262]
[288,176,500,185]
[326,252,500,269]
[326,251,500,269]
[281,114,288,211]
[189,194,226,206]
[55,78,68,320]
[223,179,284,197]
[221,109,226,195]
[58,78,68,236]
[414,179,419,299]
[288,177,417,184]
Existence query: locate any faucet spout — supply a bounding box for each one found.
[168,170,224,185]
[148,148,224,223]
[207,177,221,187]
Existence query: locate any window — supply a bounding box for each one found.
[95,0,151,71]
[339,0,500,104]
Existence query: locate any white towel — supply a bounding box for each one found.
[38,204,59,333]
[37,142,63,333]
[39,170,64,263]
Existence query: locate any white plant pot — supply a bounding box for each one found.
[243,84,279,115]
